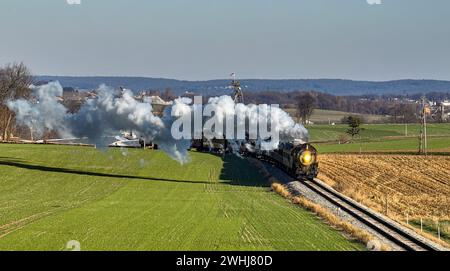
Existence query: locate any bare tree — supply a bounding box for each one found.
[296,93,316,124]
[0,62,32,140]
[162,87,175,101]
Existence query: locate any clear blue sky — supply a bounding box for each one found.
[0,0,449,80]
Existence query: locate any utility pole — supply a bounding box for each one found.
[419,96,428,156]
[438,224,441,240]
[384,192,388,216]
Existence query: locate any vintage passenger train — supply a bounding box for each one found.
[191,75,318,180]
[260,142,319,180]
[192,137,319,181]
[241,140,319,180]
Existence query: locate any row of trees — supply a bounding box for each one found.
[0,63,32,140]
[296,93,363,139]
[244,90,434,124]
[1,62,444,141]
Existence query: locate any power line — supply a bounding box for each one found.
[418,96,428,156]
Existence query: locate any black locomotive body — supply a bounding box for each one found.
[261,142,319,180]
[192,134,319,180]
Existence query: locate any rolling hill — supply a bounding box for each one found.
[36,76,450,96]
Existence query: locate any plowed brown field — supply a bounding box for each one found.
[318,154,450,222]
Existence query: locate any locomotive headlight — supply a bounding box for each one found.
[300,150,313,166]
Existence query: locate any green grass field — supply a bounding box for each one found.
[285,107,450,154]
[0,144,364,251]
[410,219,450,244]
[308,123,450,153]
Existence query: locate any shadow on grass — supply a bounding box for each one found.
[0,154,269,187]
[0,159,213,185]
[219,154,270,187]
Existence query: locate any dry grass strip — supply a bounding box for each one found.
[271,182,391,251]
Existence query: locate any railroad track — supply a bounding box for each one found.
[255,157,443,251]
[301,178,440,251]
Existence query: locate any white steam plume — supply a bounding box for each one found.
[199,95,309,150]
[8,82,309,163]
[8,82,191,163]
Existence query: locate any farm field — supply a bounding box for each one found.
[308,123,450,154]
[308,123,450,142]
[0,144,364,251]
[318,154,450,244]
[315,136,450,154]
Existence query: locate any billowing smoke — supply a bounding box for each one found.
[7,82,308,163]
[8,82,191,163]
[7,82,70,137]
[190,95,309,150]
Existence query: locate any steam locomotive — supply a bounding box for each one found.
[241,140,319,180]
[191,135,318,180]
[190,75,318,180]
[263,142,318,180]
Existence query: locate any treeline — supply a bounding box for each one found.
[244,90,449,123]
[2,61,449,142]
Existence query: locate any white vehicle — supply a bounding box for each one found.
[108,132,145,148]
